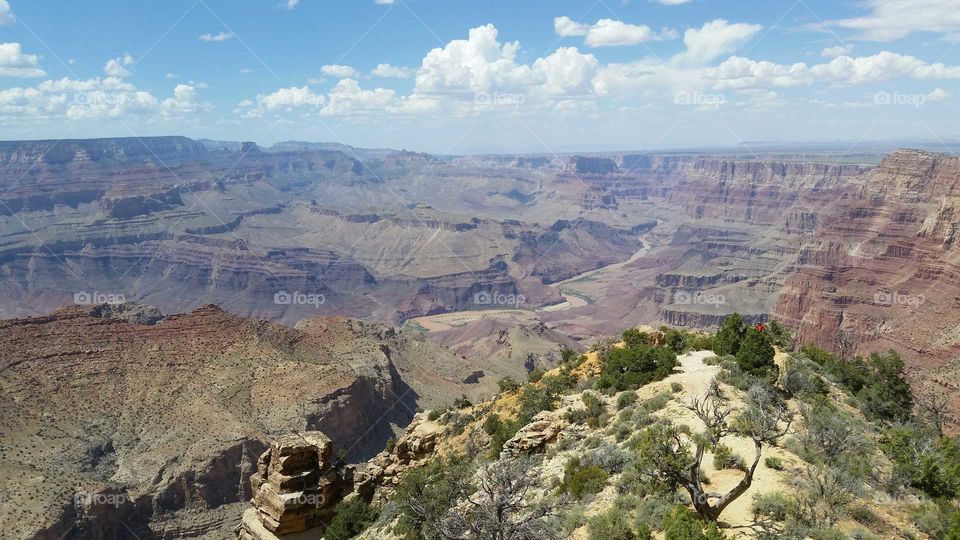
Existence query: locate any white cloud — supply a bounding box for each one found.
[0,0,15,25]
[708,51,960,90]
[252,86,326,113]
[283,0,300,9]
[320,64,359,78]
[555,16,677,47]
[416,24,533,94]
[104,53,134,78]
[675,19,762,65]
[821,45,853,59]
[372,63,415,78]
[161,84,211,116]
[165,72,180,80]
[554,16,590,37]
[0,42,45,77]
[322,79,396,115]
[532,47,599,95]
[374,0,396,4]
[822,0,960,41]
[655,0,692,4]
[199,31,234,42]
[0,77,209,121]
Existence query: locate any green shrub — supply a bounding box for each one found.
[385,437,396,454]
[618,390,639,409]
[597,344,677,392]
[452,394,472,409]
[589,505,637,540]
[582,391,606,428]
[764,456,784,471]
[483,413,518,457]
[527,367,547,383]
[849,505,879,526]
[497,376,520,393]
[712,444,745,470]
[662,506,726,540]
[671,382,684,393]
[325,498,378,540]
[559,457,609,500]
[751,492,794,523]
[427,408,444,421]
[634,497,674,531]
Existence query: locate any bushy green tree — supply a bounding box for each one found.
[623,328,652,348]
[856,350,913,422]
[597,344,677,391]
[325,498,378,540]
[882,424,960,498]
[713,314,746,356]
[662,506,726,540]
[735,327,776,378]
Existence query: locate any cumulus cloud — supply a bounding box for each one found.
[371,63,415,78]
[0,42,45,77]
[821,45,853,59]
[708,51,960,90]
[283,0,300,9]
[413,24,600,99]
[320,64,359,78]
[199,31,234,42]
[554,16,677,47]
[322,79,396,115]
[0,0,14,25]
[675,19,762,65]
[104,53,134,78]
[249,86,326,114]
[821,0,960,41]
[533,47,599,95]
[0,77,209,121]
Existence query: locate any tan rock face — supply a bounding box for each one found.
[501,411,564,458]
[352,413,444,503]
[238,432,337,538]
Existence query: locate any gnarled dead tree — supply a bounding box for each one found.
[636,380,793,522]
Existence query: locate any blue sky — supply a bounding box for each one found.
[1,0,960,153]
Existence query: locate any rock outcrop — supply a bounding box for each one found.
[237,432,340,539]
[352,414,443,504]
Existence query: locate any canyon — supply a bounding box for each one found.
[2,137,960,537]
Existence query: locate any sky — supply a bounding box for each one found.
[1,0,960,153]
